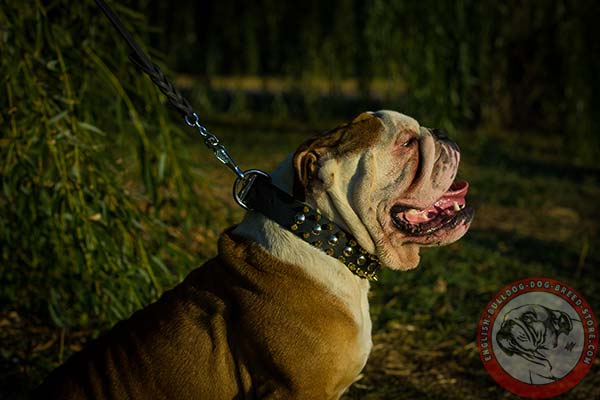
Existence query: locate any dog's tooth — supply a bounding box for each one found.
[407,209,420,215]
[453,201,460,211]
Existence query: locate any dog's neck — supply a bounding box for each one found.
[232,208,373,385]
[234,212,370,295]
[232,154,372,318]
[311,154,378,256]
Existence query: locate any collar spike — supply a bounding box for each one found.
[240,174,380,281]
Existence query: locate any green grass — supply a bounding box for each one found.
[2,117,599,399]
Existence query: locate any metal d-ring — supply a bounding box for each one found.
[233,169,271,210]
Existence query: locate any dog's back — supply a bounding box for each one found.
[34,231,363,399]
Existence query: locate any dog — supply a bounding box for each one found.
[34,111,473,399]
[496,304,577,383]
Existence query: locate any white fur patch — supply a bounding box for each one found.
[232,155,373,371]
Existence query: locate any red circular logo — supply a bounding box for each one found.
[478,278,597,398]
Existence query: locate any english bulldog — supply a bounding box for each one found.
[496,304,575,383]
[34,111,473,399]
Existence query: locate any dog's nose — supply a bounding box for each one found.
[431,128,448,140]
[430,128,459,152]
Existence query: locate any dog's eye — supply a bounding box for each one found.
[402,137,417,147]
[521,313,535,323]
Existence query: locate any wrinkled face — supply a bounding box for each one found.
[292,110,474,270]
[496,305,573,362]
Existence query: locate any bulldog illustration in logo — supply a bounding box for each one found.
[496,304,580,384]
[479,278,597,398]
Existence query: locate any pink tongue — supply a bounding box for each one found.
[403,181,469,224]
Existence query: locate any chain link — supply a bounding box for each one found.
[185,112,245,179]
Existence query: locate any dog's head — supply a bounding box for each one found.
[289,110,473,270]
[496,304,573,364]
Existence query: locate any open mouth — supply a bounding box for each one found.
[391,181,474,236]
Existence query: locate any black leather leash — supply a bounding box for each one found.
[95,0,244,179]
[94,0,193,118]
[94,0,380,281]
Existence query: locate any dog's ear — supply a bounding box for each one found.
[292,112,384,200]
[293,145,321,200]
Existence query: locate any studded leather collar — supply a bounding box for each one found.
[239,173,380,281]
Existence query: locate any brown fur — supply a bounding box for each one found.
[35,110,472,399]
[34,230,363,399]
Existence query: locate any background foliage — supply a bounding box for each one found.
[154,0,600,159]
[1,0,599,398]
[0,0,208,330]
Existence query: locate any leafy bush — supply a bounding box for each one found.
[0,1,203,329]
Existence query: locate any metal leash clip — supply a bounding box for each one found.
[184,112,271,210]
[185,112,246,179]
